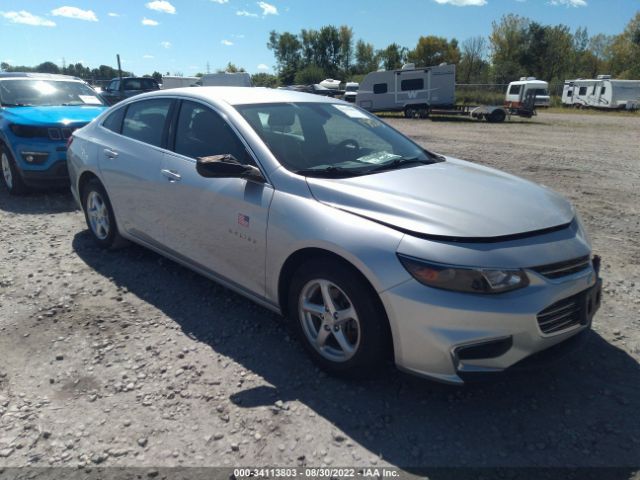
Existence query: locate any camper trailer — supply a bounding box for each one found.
[161,76,200,89]
[200,72,252,87]
[562,76,640,110]
[505,78,550,108]
[356,63,456,117]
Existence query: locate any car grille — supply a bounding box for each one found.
[537,292,585,334]
[531,255,591,279]
[48,124,86,141]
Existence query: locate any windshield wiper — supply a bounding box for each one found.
[365,156,436,174]
[295,166,363,178]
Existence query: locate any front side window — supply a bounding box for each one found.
[508,84,521,95]
[236,102,436,177]
[174,100,251,164]
[121,98,172,147]
[401,78,423,91]
[0,79,105,107]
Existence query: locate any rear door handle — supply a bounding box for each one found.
[103,148,119,159]
[161,169,182,182]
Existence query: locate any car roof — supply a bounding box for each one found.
[143,86,341,106]
[0,72,84,81]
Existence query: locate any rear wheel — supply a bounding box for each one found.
[1,147,28,195]
[288,259,390,377]
[487,109,506,123]
[81,179,124,249]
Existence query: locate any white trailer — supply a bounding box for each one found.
[562,76,640,110]
[356,63,456,118]
[161,76,200,89]
[200,72,252,87]
[505,78,550,108]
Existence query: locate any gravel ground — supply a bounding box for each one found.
[0,111,639,477]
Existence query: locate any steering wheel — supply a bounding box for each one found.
[331,139,360,154]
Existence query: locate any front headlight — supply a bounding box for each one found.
[397,254,529,294]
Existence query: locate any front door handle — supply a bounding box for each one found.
[161,169,182,182]
[103,148,119,159]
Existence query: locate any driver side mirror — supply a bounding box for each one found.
[196,154,265,183]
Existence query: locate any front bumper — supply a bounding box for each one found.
[8,137,71,187]
[381,259,601,385]
[21,160,69,188]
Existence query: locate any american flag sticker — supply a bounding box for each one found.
[238,214,250,227]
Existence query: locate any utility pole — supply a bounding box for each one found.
[117,54,123,80]
[206,62,211,74]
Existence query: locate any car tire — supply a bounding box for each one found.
[488,109,506,123]
[1,146,28,195]
[81,179,124,249]
[288,259,390,378]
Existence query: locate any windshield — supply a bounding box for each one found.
[345,86,359,92]
[235,102,438,177]
[0,79,105,107]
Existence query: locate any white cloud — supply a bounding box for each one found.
[51,6,98,21]
[143,54,154,59]
[145,1,176,14]
[141,17,159,26]
[160,41,172,48]
[1,10,56,27]
[108,12,120,17]
[433,0,487,5]
[257,1,278,15]
[257,64,269,71]
[221,39,234,46]
[549,0,587,6]
[236,10,258,17]
[211,0,229,3]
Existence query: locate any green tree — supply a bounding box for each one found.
[377,43,407,71]
[458,36,488,83]
[268,30,302,84]
[339,25,354,76]
[609,12,640,78]
[407,36,460,67]
[251,72,279,88]
[294,64,325,84]
[354,40,378,74]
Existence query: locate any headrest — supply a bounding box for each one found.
[268,108,295,128]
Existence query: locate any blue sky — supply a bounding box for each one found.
[0,0,637,76]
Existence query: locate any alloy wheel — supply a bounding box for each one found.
[86,190,110,240]
[1,153,13,189]
[298,279,361,362]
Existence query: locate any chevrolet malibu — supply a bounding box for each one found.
[67,87,602,384]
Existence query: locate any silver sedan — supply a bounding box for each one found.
[67,87,602,384]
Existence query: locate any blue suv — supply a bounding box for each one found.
[0,72,108,194]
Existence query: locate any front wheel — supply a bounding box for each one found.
[288,259,390,377]
[82,179,124,249]
[1,147,28,195]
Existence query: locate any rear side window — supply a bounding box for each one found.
[142,78,159,90]
[373,83,388,94]
[401,78,423,91]
[122,98,172,147]
[508,84,521,95]
[174,100,251,164]
[102,107,126,133]
[123,78,142,90]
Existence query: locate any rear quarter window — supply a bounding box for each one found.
[102,107,126,133]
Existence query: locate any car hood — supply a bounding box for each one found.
[2,105,107,126]
[306,158,574,240]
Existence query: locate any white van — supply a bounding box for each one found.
[161,76,200,89]
[343,82,359,103]
[505,78,550,108]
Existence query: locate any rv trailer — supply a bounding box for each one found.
[161,76,200,89]
[356,63,456,118]
[562,76,640,110]
[200,72,252,87]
